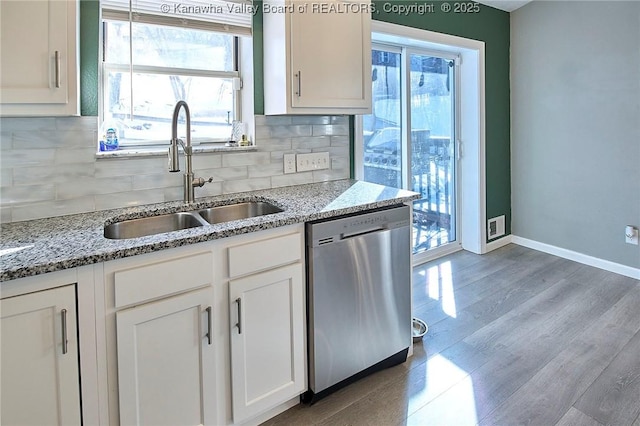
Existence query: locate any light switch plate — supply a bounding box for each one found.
[296,152,330,172]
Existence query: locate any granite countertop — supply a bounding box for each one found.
[0,179,419,282]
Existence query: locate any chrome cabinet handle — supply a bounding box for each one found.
[61,308,68,355]
[295,71,301,97]
[54,50,61,88]
[235,298,242,334]
[205,306,212,345]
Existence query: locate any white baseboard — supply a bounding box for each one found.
[485,235,513,253]
[511,236,640,280]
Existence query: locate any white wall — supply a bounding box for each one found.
[511,1,640,268]
[0,115,350,223]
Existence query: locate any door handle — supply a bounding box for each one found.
[205,306,212,345]
[54,50,61,89]
[61,308,68,355]
[235,298,242,334]
[295,71,301,97]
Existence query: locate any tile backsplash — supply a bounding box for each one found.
[0,115,350,223]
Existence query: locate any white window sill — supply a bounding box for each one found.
[95,143,257,159]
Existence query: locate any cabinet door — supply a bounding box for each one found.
[116,287,216,426]
[1,284,81,426]
[229,263,305,423]
[289,0,371,110]
[0,0,77,114]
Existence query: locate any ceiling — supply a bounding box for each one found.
[477,0,533,12]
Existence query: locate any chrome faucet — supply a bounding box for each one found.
[168,101,212,203]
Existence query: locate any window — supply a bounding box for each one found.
[100,0,252,150]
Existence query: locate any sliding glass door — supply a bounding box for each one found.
[362,45,459,259]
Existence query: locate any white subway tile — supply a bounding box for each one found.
[1,167,12,187]
[13,130,96,149]
[11,196,96,222]
[0,132,12,150]
[312,168,349,182]
[1,149,55,169]
[0,118,56,132]
[0,115,353,222]
[57,177,133,200]
[95,157,166,178]
[291,116,344,125]
[191,153,222,170]
[330,135,350,147]
[201,166,248,181]
[257,138,292,151]
[0,206,12,223]
[312,124,350,136]
[0,184,56,205]
[271,172,314,188]
[248,162,284,178]
[162,186,187,202]
[222,177,271,194]
[269,125,312,138]
[292,136,331,150]
[254,115,292,126]
[133,173,185,190]
[55,147,98,164]
[94,190,165,211]
[17,164,95,184]
[221,152,270,167]
[55,116,98,131]
[316,146,349,158]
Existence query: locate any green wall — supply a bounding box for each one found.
[80,0,99,116]
[80,0,511,238]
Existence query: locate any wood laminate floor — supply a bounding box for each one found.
[262,244,640,426]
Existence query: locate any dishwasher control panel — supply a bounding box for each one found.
[307,205,410,247]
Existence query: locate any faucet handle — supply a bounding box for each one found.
[193,176,214,187]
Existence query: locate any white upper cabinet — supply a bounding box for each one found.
[0,0,79,116]
[263,0,372,115]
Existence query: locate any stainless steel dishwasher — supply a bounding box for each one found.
[303,205,412,403]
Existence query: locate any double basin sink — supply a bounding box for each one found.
[104,201,283,240]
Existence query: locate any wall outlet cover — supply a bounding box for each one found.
[283,153,296,174]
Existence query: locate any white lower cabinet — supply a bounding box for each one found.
[116,286,216,426]
[229,263,306,423]
[1,284,81,425]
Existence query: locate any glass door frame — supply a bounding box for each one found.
[356,42,463,266]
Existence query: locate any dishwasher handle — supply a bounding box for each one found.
[340,226,387,240]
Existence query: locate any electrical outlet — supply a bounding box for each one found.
[283,154,296,174]
[625,225,639,245]
[296,152,330,172]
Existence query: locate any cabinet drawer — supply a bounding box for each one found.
[228,232,302,278]
[114,252,213,308]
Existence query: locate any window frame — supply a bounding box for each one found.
[99,7,249,150]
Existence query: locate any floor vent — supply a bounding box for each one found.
[488,215,506,240]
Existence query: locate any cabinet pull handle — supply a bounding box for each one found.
[61,308,68,355]
[205,306,212,345]
[295,71,301,97]
[54,50,61,89]
[235,298,242,334]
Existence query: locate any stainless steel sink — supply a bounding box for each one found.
[197,201,283,224]
[104,201,283,239]
[104,212,206,239]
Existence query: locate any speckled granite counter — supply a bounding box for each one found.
[0,180,419,282]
